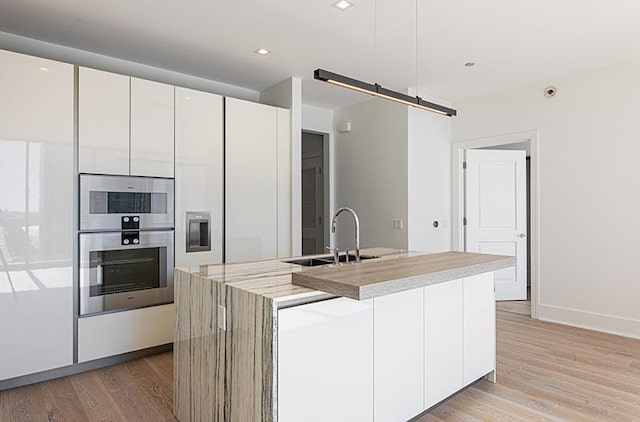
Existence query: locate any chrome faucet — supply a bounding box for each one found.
[331,207,361,264]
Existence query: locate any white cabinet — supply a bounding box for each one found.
[130,78,174,177]
[225,98,290,263]
[78,304,174,362]
[374,288,424,422]
[0,50,74,380]
[78,69,174,178]
[174,87,224,266]
[463,272,496,384]
[278,298,374,422]
[78,67,130,175]
[276,272,497,421]
[424,279,464,408]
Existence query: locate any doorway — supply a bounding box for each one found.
[301,131,329,255]
[452,131,539,318]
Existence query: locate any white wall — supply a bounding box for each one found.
[302,104,335,249]
[407,108,452,252]
[453,59,640,338]
[261,78,303,256]
[0,31,259,101]
[334,99,408,250]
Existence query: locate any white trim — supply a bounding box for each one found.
[537,304,640,340]
[451,130,540,319]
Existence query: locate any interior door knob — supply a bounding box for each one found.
[517,233,526,239]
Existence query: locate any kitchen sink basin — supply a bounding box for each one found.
[283,254,378,267]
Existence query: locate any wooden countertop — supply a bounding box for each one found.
[291,251,515,300]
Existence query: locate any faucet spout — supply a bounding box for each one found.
[331,207,360,263]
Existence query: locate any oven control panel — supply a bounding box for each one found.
[121,215,140,230]
[121,231,140,245]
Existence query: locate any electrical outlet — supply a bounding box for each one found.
[393,219,403,230]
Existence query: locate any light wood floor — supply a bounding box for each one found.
[3,309,640,422]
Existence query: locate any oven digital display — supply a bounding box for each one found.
[89,191,167,214]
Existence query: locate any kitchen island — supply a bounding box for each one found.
[173,248,514,422]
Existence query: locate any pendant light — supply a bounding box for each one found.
[314,0,456,117]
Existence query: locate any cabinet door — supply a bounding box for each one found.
[175,87,223,266]
[0,50,74,380]
[424,279,464,408]
[463,272,496,384]
[374,288,424,422]
[278,298,374,422]
[78,67,130,175]
[130,78,174,177]
[78,304,174,362]
[225,98,278,263]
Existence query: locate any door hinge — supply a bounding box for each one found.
[319,167,322,175]
[463,161,467,169]
[318,216,322,226]
[463,217,467,226]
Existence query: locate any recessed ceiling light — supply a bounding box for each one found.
[185,96,191,100]
[464,62,475,67]
[332,0,354,11]
[254,48,271,56]
[39,67,48,71]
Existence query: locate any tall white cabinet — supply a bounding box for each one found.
[225,98,290,263]
[78,68,174,177]
[0,50,74,380]
[174,87,224,266]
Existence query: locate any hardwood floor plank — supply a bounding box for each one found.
[41,377,87,422]
[1,384,48,422]
[71,371,127,422]
[108,385,169,422]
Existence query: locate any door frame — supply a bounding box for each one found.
[452,130,540,318]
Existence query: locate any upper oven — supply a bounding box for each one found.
[80,174,174,231]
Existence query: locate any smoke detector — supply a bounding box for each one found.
[543,85,557,98]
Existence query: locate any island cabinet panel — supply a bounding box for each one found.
[0,50,74,381]
[373,288,425,422]
[463,272,496,384]
[278,298,374,422]
[130,77,175,177]
[424,279,464,408]
[78,67,130,175]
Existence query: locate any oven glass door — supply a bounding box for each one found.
[80,174,174,231]
[90,247,165,297]
[80,231,174,316]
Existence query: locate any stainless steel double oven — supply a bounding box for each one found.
[79,174,174,316]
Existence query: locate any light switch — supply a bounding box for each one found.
[217,305,226,331]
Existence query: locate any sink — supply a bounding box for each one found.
[283,254,378,267]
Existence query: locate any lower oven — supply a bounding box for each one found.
[79,230,174,316]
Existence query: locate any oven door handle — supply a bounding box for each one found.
[96,264,103,285]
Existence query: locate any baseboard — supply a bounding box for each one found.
[537,303,640,340]
[0,343,173,391]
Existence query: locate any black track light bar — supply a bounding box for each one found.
[314,68,456,117]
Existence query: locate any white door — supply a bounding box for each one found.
[465,149,527,300]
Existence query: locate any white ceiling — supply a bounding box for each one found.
[1,0,640,109]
